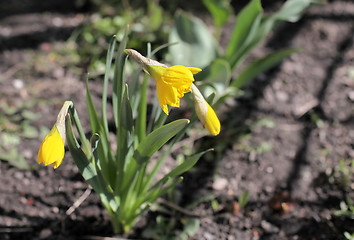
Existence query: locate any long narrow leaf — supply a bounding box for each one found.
[273,0,319,22]
[203,0,232,28]
[228,13,263,69]
[136,77,148,142]
[152,149,212,189]
[102,36,117,134]
[66,115,118,212]
[86,77,114,182]
[225,0,262,61]
[134,119,189,164]
[117,84,133,163]
[112,30,129,129]
[228,0,315,70]
[233,48,298,88]
[86,78,100,133]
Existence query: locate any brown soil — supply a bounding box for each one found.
[1,1,354,240]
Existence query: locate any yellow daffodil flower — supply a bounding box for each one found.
[125,49,201,115]
[37,126,65,168]
[191,84,220,136]
[146,64,201,114]
[125,49,220,136]
[37,101,72,168]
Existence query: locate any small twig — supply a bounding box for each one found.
[157,198,211,218]
[66,187,92,215]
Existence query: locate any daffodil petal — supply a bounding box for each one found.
[37,126,65,168]
[187,67,202,74]
[156,81,181,114]
[191,84,221,136]
[127,50,202,115]
[204,105,221,136]
[161,65,194,86]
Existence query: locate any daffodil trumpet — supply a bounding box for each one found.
[37,101,73,168]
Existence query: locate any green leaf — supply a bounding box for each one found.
[238,191,250,209]
[134,119,189,164]
[121,84,133,133]
[229,0,314,71]
[90,133,100,154]
[233,48,297,88]
[66,114,97,186]
[102,36,117,134]
[86,78,101,133]
[65,115,118,212]
[225,0,262,62]
[142,177,184,205]
[169,11,217,68]
[113,29,129,129]
[136,77,148,142]
[203,0,232,28]
[196,58,231,85]
[182,219,200,239]
[117,84,134,162]
[147,0,163,30]
[153,149,212,188]
[273,0,319,22]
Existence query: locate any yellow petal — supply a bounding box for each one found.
[156,81,181,115]
[37,126,65,169]
[147,65,200,115]
[187,67,202,74]
[191,84,220,136]
[161,65,194,86]
[204,105,221,136]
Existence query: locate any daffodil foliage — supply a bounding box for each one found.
[37,33,212,234]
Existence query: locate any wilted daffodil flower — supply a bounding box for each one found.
[191,84,220,136]
[125,49,201,115]
[37,101,72,168]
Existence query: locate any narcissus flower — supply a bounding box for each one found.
[191,84,220,136]
[146,64,201,114]
[37,101,72,168]
[37,126,65,168]
[125,49,221,136]
[125,49,201,115]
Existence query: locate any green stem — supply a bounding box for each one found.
[70,106,91,156]
[137,76,148,142]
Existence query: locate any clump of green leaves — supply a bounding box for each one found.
[63,32,210,234]
[168,0,320,107]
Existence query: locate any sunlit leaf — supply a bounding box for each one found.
[233,48,297,88]
[134,119,189,164]
[153,149,212,188]
[203,0,232,28]
[225,0,262,65]
[169,12,217,68]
